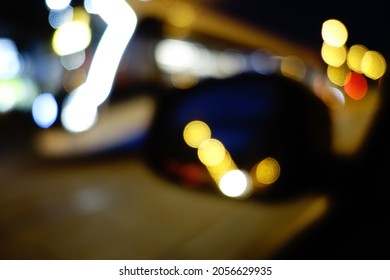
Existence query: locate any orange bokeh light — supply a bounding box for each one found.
[343,72,368,101]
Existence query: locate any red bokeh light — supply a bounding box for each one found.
[343,72,368,101]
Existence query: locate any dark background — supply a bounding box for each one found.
[1,1,389,58]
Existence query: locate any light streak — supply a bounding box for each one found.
[61,0,137,132]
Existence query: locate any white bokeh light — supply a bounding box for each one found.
[45,0,72,10]
[61,86,98,133]
[32,93,58,128]
[218,169,252,199]
[59,0,137,132]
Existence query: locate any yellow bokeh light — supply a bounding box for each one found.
[255,157,281,185]
[207,151,237,183]
[197,138,226,167]
[52,21,92,56]
[321,19,348,47]
[327,64,350,86]
[361,50,387,80]
[347,44,368,73]
[321,42,347,67]
[183,120,211,148]
[73,6,91,24]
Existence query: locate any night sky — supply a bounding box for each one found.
[210,1,389,58]
[0,1,388,59]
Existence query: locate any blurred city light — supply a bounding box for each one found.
[182,118,283,199]
[321,19,348,48]
[327,64,350,86]
[183,120,211,148]
[32,93,58,128]
[0,38,21,79]
[249,50,279,75]
[61,84,98,132]
[72,6,91,24]
[48,5,73,29]
[361,50,387,80]
[217,49,246,76]
[0,77,38,113]
[183,120,252,198]
[155,39,210,74]
[207,152,237,183]
[60,50,86,70]
[218,169,253,199]
[45,0,72,10]
[321,18,386,103]
[59,0,137,132]
[197,138,227,167]
[0,80,18,113]
[83,0,100,14]
[0,38,39,113]
[347,44,368,73]
[280,56,306,81]
[344,72,368,100]
[52,20,92,56]
[321,42,347,67]
[73,0,137,106]
[155,39,250,79]
[254,157,281,186]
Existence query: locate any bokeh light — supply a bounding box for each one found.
[255,157,281,185]
[327,64,350,86]
[0,78,38,113]
[217,49,246,76]
[48,6,73,29]
[347,44,368,73]
[84,0,100,14]
[207,151,237,183]
[52,20,92,56]
[155,39,210,74]
[344,72,368,100]
[218,169,252,198]
[250,50,279,75]
[0,38,21,79]
[197,138,226,167]
[32,93,58,129]
[0,80,18,113]
[45,0,71,10]
[361,50,387,80]
[321,42,347,67]
[183,120,211,148]
[72,6,91,24]
[56,0,137,133]
[321,19,348,47]
[61,86,98,133]
[60,50,86,70]
[280,56,306,81]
